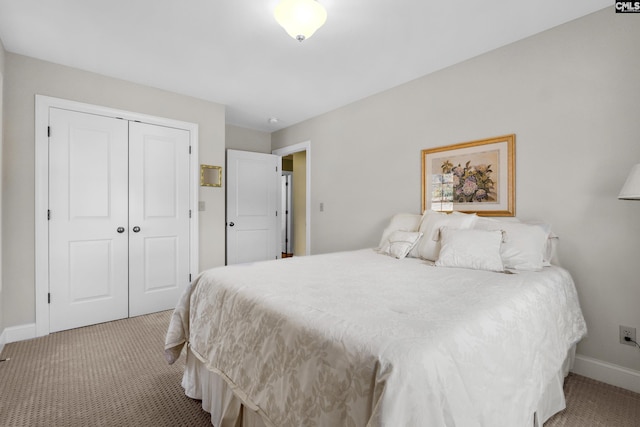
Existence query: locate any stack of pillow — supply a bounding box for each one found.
[377,210,557,273]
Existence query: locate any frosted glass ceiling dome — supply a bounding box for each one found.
[274,0,327,42]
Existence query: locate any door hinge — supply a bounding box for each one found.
[275,211,278,217]
[189,146,192,154]
[189,274,192,282]
[47,126,51,137]
[48,293,51,304]
[189,209,192,218]
[47,210,51,220]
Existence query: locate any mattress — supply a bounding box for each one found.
[166,249,587,426]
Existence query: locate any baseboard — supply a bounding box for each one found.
[1,323,37,346]
[572,353,640,394]
[0,328,5,355]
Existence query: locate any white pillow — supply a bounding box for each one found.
[521,221,558,266]
[406,210,440,257]
[377,213,422,249]
[378,231,423,259]
[474,218,548,271]
[435,228,504,272]
[413,211,478,261]
[544,234,559,266]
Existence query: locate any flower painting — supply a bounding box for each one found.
[422,135,515,216]
[440,151,498,203]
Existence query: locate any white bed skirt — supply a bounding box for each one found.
[182,348,265,427]
[181,346,576,427]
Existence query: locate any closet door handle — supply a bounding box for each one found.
[117,227,125,233]
[228,222,235,227]
[133,226,141,233]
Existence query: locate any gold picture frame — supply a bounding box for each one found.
[200,164,222,187]
[421,134,515,216]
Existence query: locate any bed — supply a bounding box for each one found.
[165,211,587,427]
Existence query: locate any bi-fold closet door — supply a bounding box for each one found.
[48,108,190,333]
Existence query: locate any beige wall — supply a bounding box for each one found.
[2,53,226,328]
[225,124,271,153]
[292,151,306,256]
[282,157,293,172]
[272,9,640,374]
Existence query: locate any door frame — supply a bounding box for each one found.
[272,141,311,256]
[34,95,200,337]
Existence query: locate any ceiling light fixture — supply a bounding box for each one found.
[274,0,327,42]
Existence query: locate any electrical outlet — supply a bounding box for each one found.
[619,325,636,346]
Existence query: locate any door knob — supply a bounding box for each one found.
[117,227,125,233]
[133,226,141,233]
[229,222,235,227]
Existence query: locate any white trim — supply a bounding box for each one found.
[572,353,640,394]
[35,96,50,337]
[0,329,5,355]
[35,95,199,337]
[272,141,311,256]
[1,323,37,345]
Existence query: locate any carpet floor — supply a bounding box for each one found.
[0,311,638,427]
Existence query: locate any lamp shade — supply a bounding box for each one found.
[274,0,327,42]
[618,164,640,200]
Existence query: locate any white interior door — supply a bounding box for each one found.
[227,150,280,264]
[128,122,191,317]
[49,110,191,330]
[49,108,129,332]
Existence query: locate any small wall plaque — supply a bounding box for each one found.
[200,165,222,187]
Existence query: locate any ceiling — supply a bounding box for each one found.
[0,0,612,132]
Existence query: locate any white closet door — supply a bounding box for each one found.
[128,122,191,317]
[49,108,129,332]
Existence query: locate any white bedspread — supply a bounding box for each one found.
[165,249,586,427]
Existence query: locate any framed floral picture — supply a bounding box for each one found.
[421,134,515,216]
